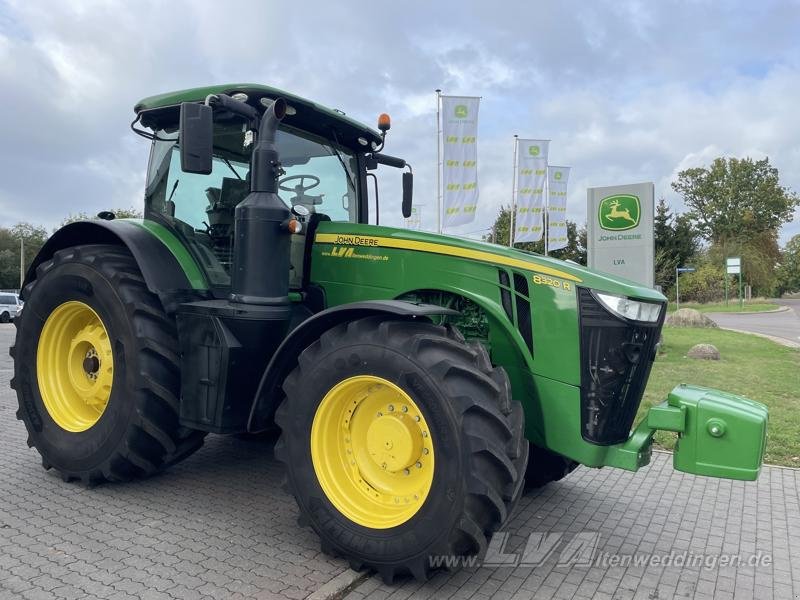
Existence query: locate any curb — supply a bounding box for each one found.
[716,326,800,349]
[306,568,369,600]
[705,306,790,315]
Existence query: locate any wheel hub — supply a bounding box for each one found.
[310,376,435,529]
[366,413,423,472]
[36,301,114,431]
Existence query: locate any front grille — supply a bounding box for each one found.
[578,288,664,445]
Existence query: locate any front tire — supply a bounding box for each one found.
[524,443,578,491]
[275,317,527,582]
[11,244,205,484]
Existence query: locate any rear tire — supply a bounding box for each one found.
[275,317,527,582]
[11,244,206,484]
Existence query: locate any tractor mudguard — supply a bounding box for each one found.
[247,300,459,433]
[23,219,207,311]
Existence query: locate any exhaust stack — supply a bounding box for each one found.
[230,98,291,306]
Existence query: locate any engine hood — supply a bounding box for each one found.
[314,223,666,304]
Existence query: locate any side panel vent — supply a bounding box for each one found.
[512,272,533,354]
[498,270,514,322]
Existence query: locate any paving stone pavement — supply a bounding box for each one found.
[0,325,350,600]
[1,323,798,600]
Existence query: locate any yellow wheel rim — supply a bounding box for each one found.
[311,375,435,529]
[36,301,114,432]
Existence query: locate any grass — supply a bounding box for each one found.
[668,299,780,313]
[637,327,800,467]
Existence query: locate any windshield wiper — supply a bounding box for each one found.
[222,157,243,180]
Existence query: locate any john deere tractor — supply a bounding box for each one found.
[12,84,768,582]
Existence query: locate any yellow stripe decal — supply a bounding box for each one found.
[314,233,582,282]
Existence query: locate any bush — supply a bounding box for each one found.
[677,262,729,303]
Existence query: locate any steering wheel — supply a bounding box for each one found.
[279,175,320,194]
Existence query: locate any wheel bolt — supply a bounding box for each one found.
[422,448,429,455]
[416,462,422,468]
[403,469,410,475]
[388,404,394,412]
[414,416,420,422]
[401,405,408,413]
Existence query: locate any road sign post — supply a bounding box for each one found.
[726,257,742,309]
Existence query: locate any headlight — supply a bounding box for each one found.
[595,292,662,323]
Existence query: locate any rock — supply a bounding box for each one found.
[687,343,721,360]
[665,308,718,328]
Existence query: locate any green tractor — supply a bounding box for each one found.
[12,84,768,582]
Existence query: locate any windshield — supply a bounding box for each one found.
[144,119,359,285]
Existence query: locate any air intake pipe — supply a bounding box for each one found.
[230,98,291,305]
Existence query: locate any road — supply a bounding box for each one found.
[0,323,798,599]
[707,299,800,348]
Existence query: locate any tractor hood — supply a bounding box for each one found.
[314,223,666,304]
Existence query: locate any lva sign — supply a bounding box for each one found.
[587,183,655,287]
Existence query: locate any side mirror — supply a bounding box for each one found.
[402,172,413,218]
[179,102,213,174]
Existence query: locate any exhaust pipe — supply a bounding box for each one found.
[230,98,292,306]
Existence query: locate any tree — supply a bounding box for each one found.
[486,207,587,265]
[776,235,800,295]
[653,198,699,294]
[671,157,798,253]
[59,207,143,229]
[0,222,49,289]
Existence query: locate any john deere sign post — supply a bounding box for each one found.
[587,183,655,287]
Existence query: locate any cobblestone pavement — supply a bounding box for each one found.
[2,323,799,600]
[346,456,800,600]
[0,325,351,600]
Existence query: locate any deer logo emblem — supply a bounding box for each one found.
[599,195,641,231]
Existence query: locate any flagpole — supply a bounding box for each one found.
[508,135,518,247]
[435,88,442,234]
[544,165,550,256]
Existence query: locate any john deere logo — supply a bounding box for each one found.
[528,145,540,157]
[554,171,563,181]
[599,194,640,231]
[454,105,468,118]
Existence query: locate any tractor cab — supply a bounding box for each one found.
[133,84,403,290]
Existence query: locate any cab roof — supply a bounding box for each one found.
[134,83,383,150]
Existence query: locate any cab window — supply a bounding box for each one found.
[144,119,359,284]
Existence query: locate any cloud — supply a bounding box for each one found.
[0,0,797,244]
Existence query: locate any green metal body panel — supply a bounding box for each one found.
[307,221,666,464]
[605,385,768,481]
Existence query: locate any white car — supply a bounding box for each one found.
[0,292,22,323]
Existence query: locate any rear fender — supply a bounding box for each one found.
[23,219,208,312]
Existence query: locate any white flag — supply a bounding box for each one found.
[547,166,570,251]
[441,96,480,228]
[404,205,422,230]
[513,139,549,243]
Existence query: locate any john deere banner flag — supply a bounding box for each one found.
[513,139,549,243]
[547,166,570,251]
[441,96,480,228]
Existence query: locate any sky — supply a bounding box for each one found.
[0,0,798,243]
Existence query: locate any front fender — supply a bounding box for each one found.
[247,300,458,432]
